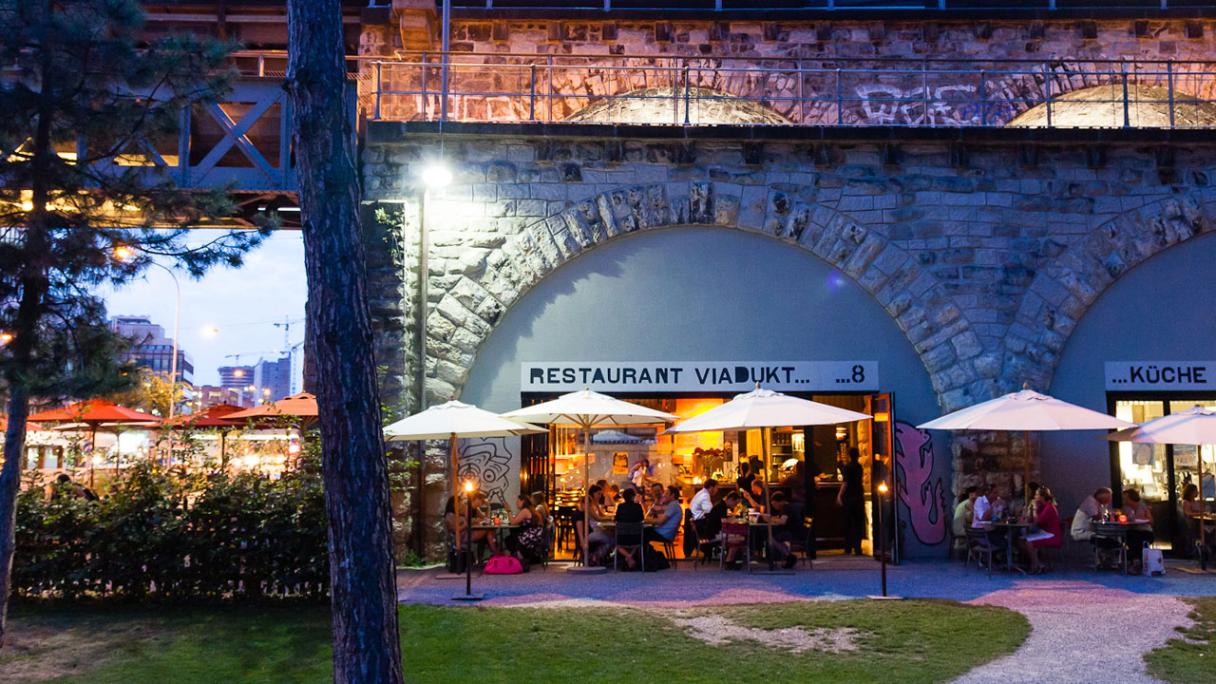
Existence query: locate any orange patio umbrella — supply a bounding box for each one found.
[27,399,162,485]
[163,403,244,461]
[224,392,318,424]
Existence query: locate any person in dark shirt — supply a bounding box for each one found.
[736,461,755,495]
[837,447,867,555]
[762,492,801,570]
[702,491,739,542]
[613,488,645,569]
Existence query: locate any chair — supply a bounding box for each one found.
[662,538,679,568]
[613,522,646,572]
[720,521,750,570]
[688,520,721,568]
[965,526,997,577]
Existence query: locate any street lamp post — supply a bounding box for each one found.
[453,478,484,602]
[877,480,889,598]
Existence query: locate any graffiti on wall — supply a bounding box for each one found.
[855,84,1016,127]
[894,421,948,545]
[458,437,516,507]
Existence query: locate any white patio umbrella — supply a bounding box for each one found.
[666,386,872,548]
[1107,405,1216,556]
[919,387,1134,500]
[383,399,546,511]
[501,388,677,573]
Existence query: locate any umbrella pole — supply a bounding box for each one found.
[450,432,458,519]
[89,426,97,489]
[583,422,591,566]
[1200,443,1207,569]
[764,427,774,549]
[1024,430,1032,506]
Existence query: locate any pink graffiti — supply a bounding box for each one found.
[895,421,947,545]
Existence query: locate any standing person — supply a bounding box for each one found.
[736,461,754,495]
[629,458,653,490]
[837,448,866,555]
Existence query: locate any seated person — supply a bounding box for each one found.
[644,485,684,545]
[1070,487,1113,542]
[1121,488,1156,557]
[972,484,1000,527]
[444,495,497,555]
[740,477,766,513]
[702,490,739,543]
[505,494,546,564]
[759,492,800,570]
[612,488,645,569]
[1180,483,1215,556]
[952,487,978,549]
[584,485,614,564]
[1017,486,1062,574]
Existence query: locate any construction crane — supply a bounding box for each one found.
[272,316,304,351]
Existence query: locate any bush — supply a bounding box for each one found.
[13,461,328,602]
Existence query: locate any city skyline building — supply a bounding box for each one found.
[110,315,194,387]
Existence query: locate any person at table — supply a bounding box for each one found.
[837,448,866,556]
[444,495,498,555]
[952,487,978,551]
[1182,483,1216,556]
[530,491,549,530]
[740,477,766,513]
[972,483,1001,527]
[644,485,684,546]
[584,484,614,564]
[1070,487,1114,541]
[612,488,646,569]
[690,478,718,526]
[505,494,546,565]
[760,492,801,570]
[644,482,664,514]
[706,490,740,538]
[1017,486,1062,574]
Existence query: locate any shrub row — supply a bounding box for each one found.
[14,461,328,602]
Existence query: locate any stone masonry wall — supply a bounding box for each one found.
[362,128,1216,498]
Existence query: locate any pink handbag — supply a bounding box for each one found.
[484,555,524,575]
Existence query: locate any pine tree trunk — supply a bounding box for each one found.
[0,386,30,649]
[286,1,404,682]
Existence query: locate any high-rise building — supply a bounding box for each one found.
[217,365,257,406]
[195,385,242,410]
[110,315,194,386]
[253,355,293,403]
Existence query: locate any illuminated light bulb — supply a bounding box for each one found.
[112,245,134,262]
[420,161,453,189]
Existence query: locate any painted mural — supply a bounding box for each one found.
[458,437,516,506]
[894,421,948,546]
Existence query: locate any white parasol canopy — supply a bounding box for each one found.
[1106,405,1216,559]
[383,400,545,513]
[665,387,871,433]
[1106,406,1216,446]
[384,400,545,441]
[919,387,1134,502]
[917,388,1134,432]
[501,388,678,429]
[501,389,677,572]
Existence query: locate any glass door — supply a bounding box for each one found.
[866,393,898,564]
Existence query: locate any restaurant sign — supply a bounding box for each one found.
[1104,361,1216,391]
[521,361,880,393]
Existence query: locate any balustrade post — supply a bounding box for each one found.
[1121,61,1131,129]
[979,70,987,126]
[835,68,843,125]
[797,61,805,124]
[922,62,930,127]
[683,63,691,125]
[529,63,537,121]
[374,61,383,120]
[547,55,555,123]
[1167,61,1176,129]
[1043,64,1053,128]
[421,53,429,120]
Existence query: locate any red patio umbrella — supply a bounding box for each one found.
[225,393,318,468]
[163,403,244,463]
[28,399,162,485]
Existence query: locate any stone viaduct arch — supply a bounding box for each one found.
[420,180,989,412]
[1001,185,1216,394]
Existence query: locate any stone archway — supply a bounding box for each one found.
[421,180,990,412]
[1001,187,1216,393]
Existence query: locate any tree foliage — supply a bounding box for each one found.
[0,0,270,646]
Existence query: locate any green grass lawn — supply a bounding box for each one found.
[1145,597,1216,683]
[3,599,1028,684]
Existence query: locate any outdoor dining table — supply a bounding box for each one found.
[1093,521,1133,574]
[985,520,1029,574]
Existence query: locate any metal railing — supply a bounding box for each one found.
[353,54,1216,129]
[226,52,1216,129]
[440,0,1216,11]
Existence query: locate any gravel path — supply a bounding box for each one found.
[954,579,1193,684]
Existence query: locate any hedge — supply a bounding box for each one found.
[13,460,329,602]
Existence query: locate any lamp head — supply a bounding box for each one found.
[420,161,453,189]
[463,479,476,494]
[877,482,889,495]
[112,244,135,262]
